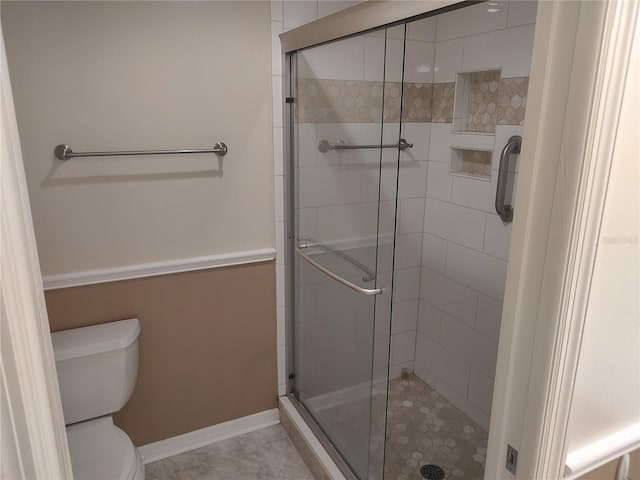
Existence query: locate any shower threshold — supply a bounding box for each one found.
[279,375,488,480]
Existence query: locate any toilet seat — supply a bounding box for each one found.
[66,416,144,480]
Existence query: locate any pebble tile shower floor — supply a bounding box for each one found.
[381,375,488,480]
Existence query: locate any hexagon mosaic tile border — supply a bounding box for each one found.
[464,71,500,133]
[431,82,456,124]
[296,77,528,127]
[497,77,528,126]
[296,79,434,124]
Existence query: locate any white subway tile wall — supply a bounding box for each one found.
[272,1,285,397]
[272,1,536,424]
[433,38,464,83]
[451,174,498,213]
[507,0,539,27]
[475,294,503,342]
[461,24,535,77]
[414,2,535,427]
[391,300,419,334]
[467,368,496,416]
[435,2,509,42]
[421,233,447,275]
[424,198,487,251]
[420,268,478,327]
[417,301,442,340]
[426,161,453,201]
[416,333,471,395]
[483,214,513,261]
[364,36,400,82]
[272,74,283,128]
[282,1,317,30]
[391,331,417,365]
[271,21,283,76]
[402,122,431,161]
[395,233,423,269]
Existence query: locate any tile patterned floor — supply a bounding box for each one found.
[382,376,488,480]
[144,425,314,480]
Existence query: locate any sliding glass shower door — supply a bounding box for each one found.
[289,26,406,479]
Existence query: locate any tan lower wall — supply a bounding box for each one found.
[578,448,640,480]
[44,261,277,446]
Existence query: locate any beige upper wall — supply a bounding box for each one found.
[2,1,273,276]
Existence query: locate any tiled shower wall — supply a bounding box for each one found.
[272,1,537,427]
[413,2,537,431]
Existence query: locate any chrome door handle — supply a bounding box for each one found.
[298,237,375,282]
[295,248,382,296]
[495,135,521,223]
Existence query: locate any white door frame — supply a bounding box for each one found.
[486,1,639,479]
[0,27,72,479]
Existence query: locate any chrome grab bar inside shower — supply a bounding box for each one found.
[495,135,521,223]
[53,142,228,161]
[298,237,375,282]
[317,138,413,153]
[296,247,382,296]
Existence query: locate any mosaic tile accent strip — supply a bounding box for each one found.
[431,82,456,123]
[465,71,500,133]
[296,77,525,126]
[297,79,433,124]
[402,83,433,123]
[496,77,529,126]
[384,82,404,123]
[297,78,383,124]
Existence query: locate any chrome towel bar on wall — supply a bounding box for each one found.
[53,142,228,161]
[495,135,521,223]
[317,138,413,153]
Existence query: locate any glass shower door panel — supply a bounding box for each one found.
[292,30,398,480]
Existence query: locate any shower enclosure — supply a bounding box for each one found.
[284,3,536,478]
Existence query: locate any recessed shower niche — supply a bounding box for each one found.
[453,69,501,134]
[450,147,493,179]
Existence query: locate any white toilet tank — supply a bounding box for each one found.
[52,319,141,425]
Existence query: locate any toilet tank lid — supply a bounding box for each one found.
[52,319,140,362]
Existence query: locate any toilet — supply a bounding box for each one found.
[51,318,144,480]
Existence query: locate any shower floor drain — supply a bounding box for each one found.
[420,464,446,480]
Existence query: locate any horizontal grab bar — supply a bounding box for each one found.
[317,138,413,153]
[295,248,382,296]
[53,142,228,161]
[298,238,375,282]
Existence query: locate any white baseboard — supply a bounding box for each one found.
[138,408,280,464]
[43,248,276,290]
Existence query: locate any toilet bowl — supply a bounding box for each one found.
[52,318,144,480]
